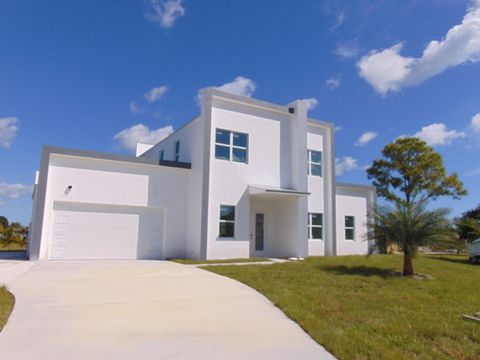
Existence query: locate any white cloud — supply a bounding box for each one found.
[144,85,169,103]
[0,183,33,205]
[357,2,480,95]
[145,0,185,29]
[0,117,19,149]
[326,74,342,90]
[336,156,359,176]
[355,131,378,146]
[300,97,318,110]
[413,123,465,146]
[129,101,145,114]
[113,123,174,152]
[334,44,359,59]
[214,76,256,97]
[330,11,345,31]
[470,113,480,132]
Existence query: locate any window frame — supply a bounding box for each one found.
[219,205,235,238]
[174,141,180,162]
[215,128,248,164]
[307,150,322,177]
[345,215,355,241]
[308,212,323,240]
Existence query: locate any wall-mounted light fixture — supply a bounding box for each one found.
[64,185,73,196]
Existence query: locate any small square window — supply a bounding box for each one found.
[219,222,235,238]
[215,128,248,164]
[233,132,247,147]
[220,205,235,221]
[216,129,230,145]
[345,216,355,240]
[308,213,323,240]
[308,150,322,177]
[219,205,235,238]
[215,145,230,160]
[232,148,247,163]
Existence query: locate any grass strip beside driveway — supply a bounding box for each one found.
[170,258,271,265]
[0,286,14,331]
[204,254,480,360]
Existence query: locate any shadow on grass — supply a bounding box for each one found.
[425,256,471,265]
[319,265,397,278]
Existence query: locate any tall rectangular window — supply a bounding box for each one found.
[308,150,322,177]
[308,213,323,240]
[160,150,165,161]
[215,129,248,164]
[175,141,180,162]
[345,216,355,240]
[219,205,235,238]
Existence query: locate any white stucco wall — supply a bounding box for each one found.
[141,116,205,259]
[33,154,189,260]
[205,95,310,259]
[335,186,372,255]
[307,128,326,256]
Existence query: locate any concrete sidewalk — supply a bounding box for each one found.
[0,261,335,359]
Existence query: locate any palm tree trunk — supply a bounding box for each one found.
[403,252,414,276]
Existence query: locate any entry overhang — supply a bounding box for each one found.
[249,185,310,198]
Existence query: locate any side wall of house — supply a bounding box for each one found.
[141,117,205,259]
[335,186,375,255]
[30,154,189,260]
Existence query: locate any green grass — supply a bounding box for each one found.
[0,242,26,251]
[170,257,271,265]
[205,254,480,360]
[0,286,14,332]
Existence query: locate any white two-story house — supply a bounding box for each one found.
[28,89,376,261]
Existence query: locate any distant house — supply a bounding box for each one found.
[28,89,375,260]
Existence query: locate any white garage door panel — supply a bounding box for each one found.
[50,202,164,260]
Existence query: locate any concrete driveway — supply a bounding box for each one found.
[0,261,334,359]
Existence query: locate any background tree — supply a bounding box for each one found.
[367,137,466,275]
[455,204,480,243]
[0,217,28,248]
[0,216,8,230]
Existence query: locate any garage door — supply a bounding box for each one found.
[49,202,164,260]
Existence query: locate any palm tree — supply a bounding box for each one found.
[371,201,452,275]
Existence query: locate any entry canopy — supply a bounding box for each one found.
[249,184,310,198]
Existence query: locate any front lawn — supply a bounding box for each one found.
[205,255,480,360]
[170,257,271,265]
[0,286,14,331]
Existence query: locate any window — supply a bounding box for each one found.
[345,216,355,240]
[308,213,323,240]
[307,150,322,177]
[160,150,164,161]
[175,141,180,162]
[215,129,248,163]
[219,205,235,238]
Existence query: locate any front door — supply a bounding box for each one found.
[255,213,265,251]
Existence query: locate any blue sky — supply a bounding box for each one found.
[1,0,479,224]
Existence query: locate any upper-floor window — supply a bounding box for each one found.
[219,205,235,238]
[308,213,323,240]
[345,216,355,240]
[175,141,180,162]
[308,150,322,177]
[160,150,165,161]
[215,129,248,164]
